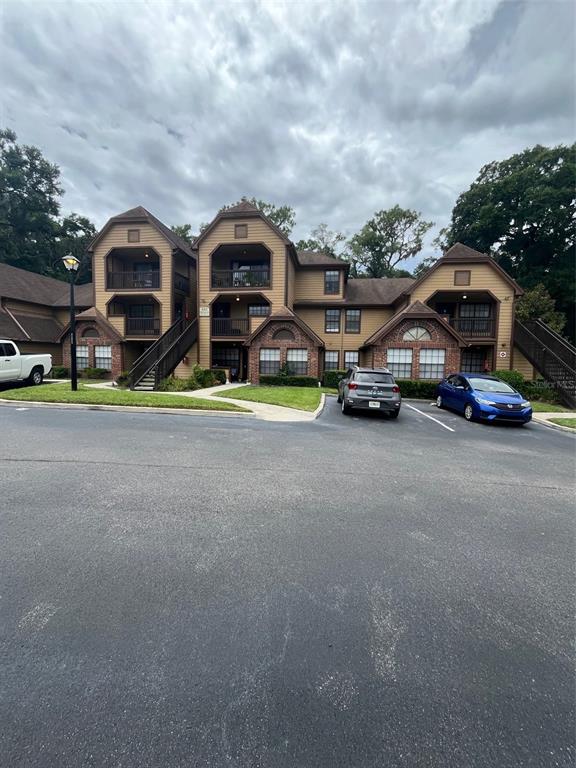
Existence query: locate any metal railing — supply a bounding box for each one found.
[128,318,198,389]
[107,271,160,289]
[211,269,270,289]
[174,273,190,293]
[514,319,576,409]
[126,317,161,336]
[211,318,250,337]
[450,317,496,337]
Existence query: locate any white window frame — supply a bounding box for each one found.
[259,348,280,375]
[344,351,359,368]
[94,345,112,370]
[76,345,90,371]
[286,349,308,375]
[387,348,413,379]
[324,350,339,370]
[419,348,446,379]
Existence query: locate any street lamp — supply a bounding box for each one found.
[62,253,81,391]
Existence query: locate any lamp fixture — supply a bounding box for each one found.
[235,296,240,301]
[62,254,80,272]
[144,251,150,259]
[462,294,468,299]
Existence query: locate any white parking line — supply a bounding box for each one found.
[404,403,455,432]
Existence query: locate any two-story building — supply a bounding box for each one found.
[39,200,547,387]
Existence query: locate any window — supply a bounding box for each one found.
[403,326,431,341]
[286,349,308,375]
[0,342,17,356]
[259,348,280,375]
[324,270,340,295]
[128,304,154,317]
[454,270,470,286]
[459,303,490,318]
[234,224,248,238]
[344,351,359,368]
[419,349,445,379]
[325,309,341,333]
[387,349,412,379]
[82,328,100,338]
[272,329,295,340]
[127,229,140,243]
[248,304,270,317]
[324,350,339,370]
[345,309,361,333]
[212,348,239,368]
[76,345,89,371]
[94,345,112,370]
[355,372,394,385]
[108,301,124,317]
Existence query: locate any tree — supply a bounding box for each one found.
[220,197,296,236]
[52,213,97,283]
[0,128,62,273]
[296,223,346,259]
[348,205,434,278]
[171,224,195,245]
[515,283,566,334]
[441,144,575,339]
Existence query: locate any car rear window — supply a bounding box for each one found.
[354,372,394,384]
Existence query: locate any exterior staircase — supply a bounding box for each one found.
[129,318,198,391]
[514,319,576,409]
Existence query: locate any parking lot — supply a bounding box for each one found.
[1,399,574,767]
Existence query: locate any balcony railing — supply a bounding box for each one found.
[211,269,270,289]
[108,271,160,290]
[450,317,496,338]
[126,317,161,336]
[174,273,190,293]
[211,318,250,337]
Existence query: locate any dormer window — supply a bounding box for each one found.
[324,270,340,295]
[127,229,140,243]
[454,270,470,286]
[235,224,248,239]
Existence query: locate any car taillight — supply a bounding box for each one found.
[348,382,358,390]
[392,386,400,393]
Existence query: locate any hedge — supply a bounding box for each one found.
[81,367,110,379]
[397,380,438,399]
[259,375,319,387]
[51,365,69,378]
[322,369,347,388]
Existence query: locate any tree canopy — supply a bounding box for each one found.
[296,223,346,260]
[439,143,575,338]
[0,128,96,282]
[170,223,195,245]
[515,283,566,334]
[347,205,433,278]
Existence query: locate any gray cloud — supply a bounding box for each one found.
[1,0,574,267]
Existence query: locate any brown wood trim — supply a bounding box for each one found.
[323,268,342,296]
[103,246,163,292]
[325,308,341,334]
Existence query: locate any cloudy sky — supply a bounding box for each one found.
[1,0,574,261]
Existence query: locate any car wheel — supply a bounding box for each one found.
[28,367,43,386]
[337,393,342,403]
[464,403,474,421]
[436,395,443,408]
[341,398,351,415]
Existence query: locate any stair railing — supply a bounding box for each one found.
[129,318,187,389]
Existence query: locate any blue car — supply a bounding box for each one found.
[435,373,533,424]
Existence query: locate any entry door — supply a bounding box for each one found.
[0,342,21,381]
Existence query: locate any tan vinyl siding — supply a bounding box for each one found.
[197,218,287,368]
[294,269,344,301]
[174,342,199,378]
[513,346,535,379]
[297,307,394,358]
[411,263,515,370]
[93,222,173,334]
[286,256,295,308]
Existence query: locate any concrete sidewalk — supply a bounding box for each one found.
[531,411,576,432]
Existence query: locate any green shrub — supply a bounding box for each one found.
[322,369,347,388]
[81,367,110,379]
[259,375,319,387]
[489,369,525,391]
[397,380,438,399]
[157,375,201,392]
[519,379,559,403]
[211,368,227,385]
[51,365,69,378]
[115,371,130,388]
[191,364,216,388]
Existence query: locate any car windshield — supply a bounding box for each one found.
[468,377,516,394]
[355,373,394,384]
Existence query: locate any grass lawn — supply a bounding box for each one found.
[214,385,322,412]
[530,401,565,413]
[0,383,249,412]
[548,418,576,430]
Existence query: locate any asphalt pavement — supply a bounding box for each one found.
[1,398,574,768]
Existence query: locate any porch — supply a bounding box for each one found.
[426,291,497,339]
[211,244,271,290]
[106,247,161,290]
[211,296,270,339]
[107,295,162,337]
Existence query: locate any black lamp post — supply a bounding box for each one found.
[62,253,81,391]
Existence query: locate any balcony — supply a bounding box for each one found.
[126,317,161,336]
[212,318,250,337]
[211,269,270,290]
[450,317,496,338]
[107,271,160,290]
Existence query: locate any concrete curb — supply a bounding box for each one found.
[312,393,326,419]
[0,399,253,418]
[531,416,576,434]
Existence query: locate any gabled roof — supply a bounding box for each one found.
[194,202,293,248]
[58,307,124,343]
[362,300,468,347]
[293,277,414,307]
[406,242,523,296]
[0,309,28,341]
[244,305,324,347]
[0,262,93,308]
[88,206,196,259]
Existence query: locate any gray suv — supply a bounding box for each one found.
[337,366,401,418]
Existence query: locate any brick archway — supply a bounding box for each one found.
[247,319,321,383]
[372,318,461,379]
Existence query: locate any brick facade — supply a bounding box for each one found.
[62,320,124,379]
[372,318,462,379]
[247,321,321,384]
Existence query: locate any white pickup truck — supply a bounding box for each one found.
[0,340,52,386]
